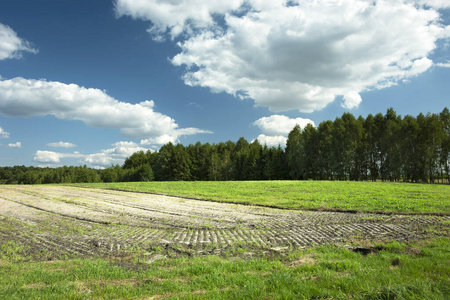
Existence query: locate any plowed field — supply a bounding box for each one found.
[1,185,448,259]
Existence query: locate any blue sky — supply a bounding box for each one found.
[0,0,449,168]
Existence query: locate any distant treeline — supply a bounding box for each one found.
[1,107,449,184]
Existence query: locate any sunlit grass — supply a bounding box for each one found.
[77,181,450,214]
[1,238,449,299]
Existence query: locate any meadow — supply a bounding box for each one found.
[1,181,449,299]
[80,180,450,214]
[1,239,449,299]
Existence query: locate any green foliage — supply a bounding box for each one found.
[286,124,304,180]
[283,107,450,182]
[0,165,102,185]
[1,107,449,184]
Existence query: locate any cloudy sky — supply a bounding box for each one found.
[0,0,449,168]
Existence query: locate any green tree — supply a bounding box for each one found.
[286,125,304,180]
[364,114,379,181]
[381,108,402,181]
[233,137,250,180]
[101,165,122,182]
[302,123,319,180]
[317,120,334,180]
[401,115,420,182]
[154,143,192,181]
[264,146,288,180]
[439,107,450,183]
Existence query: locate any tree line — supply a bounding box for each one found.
[1,107,449,184]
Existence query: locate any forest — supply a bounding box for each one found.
[1,107,449,184]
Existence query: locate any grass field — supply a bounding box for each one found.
[1,182,449,299]
[78,181,450,214]
[1,238,449,299]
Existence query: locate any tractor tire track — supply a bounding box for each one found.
[0,185,448,258]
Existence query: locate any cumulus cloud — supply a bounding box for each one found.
[82,143,149,167]
[253,115,315,136]
[253,134,287,147]
[253,114,316,147]
[0,76,210,141]
[140,134,176,146]
[252,115,315,148]
[8,142,22,148]
[34,150,83,163]
[0,127,9,138]
[34,141,153,168]
[115,0,243,40]
[411,0,450,9]
[117,0,450,112]
[47,141,77,148]
[0,23,37,60]
[342,91,363,110]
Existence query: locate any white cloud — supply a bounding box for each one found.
[34,141,153,168]
[102,141,149,158]
[253,115,316,148]
[0,23,37,60]
[34,150,83,163]
[82,141,156,168]
[0,127,9,138]
[253,115,315,136]
[118,0,449,112]
[8,142,21,148]
[81,152,125,167]
[115,0,243,40]
[253,134,287,147]
[0,76,210,141]
[140,134,176,146]
[47,141,77,148]
[252,115,315,148]
[37,164,65,169]
[342,91,362,110]
[411,0,450,9]
[35,151,60,163]
[436,61,450,68]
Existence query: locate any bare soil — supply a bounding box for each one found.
[1,185,448,259]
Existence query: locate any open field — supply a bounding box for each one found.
[1,239,449,299]
[1,185,449,256]
[79,181,450,214]
[1,184,449,298]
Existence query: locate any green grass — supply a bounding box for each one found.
[1,238,449,299]
[76,181,450,214]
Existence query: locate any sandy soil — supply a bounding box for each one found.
[1,185,448,258]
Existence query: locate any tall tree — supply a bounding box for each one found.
[439,108,450,182]
[317,120,334,180]
[401,115,420,182]
[423,113,444,183]
[364,114,379,181]
[286,125,304,180]
[302,123,319,180]
[382,108,402,181]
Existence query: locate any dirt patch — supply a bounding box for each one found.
[191,289,207,295]
[288,255,316,267]
[21,282,49,289]
[73,281,92,294]
[405,246,422,256]
[89,278,142,287]
[1,185,449,261]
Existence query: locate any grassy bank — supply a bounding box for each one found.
[1,238,449,299]
[77,181,450,214]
